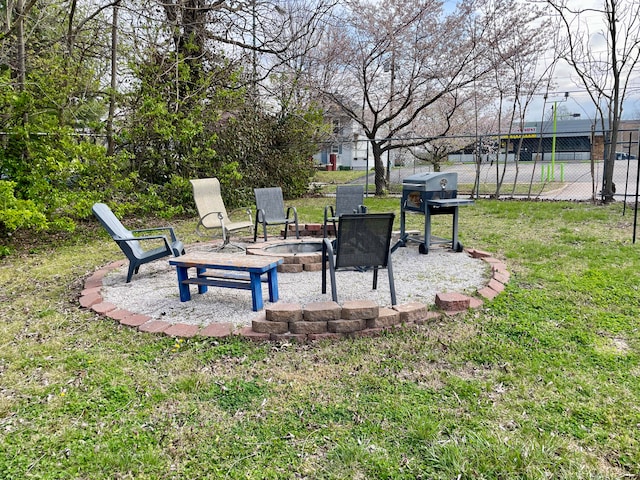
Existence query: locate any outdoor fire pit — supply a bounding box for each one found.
[246,239,323,273]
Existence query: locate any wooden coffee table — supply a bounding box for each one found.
[169,253,283,311]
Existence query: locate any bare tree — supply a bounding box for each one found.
[262,0,338,116]
[310,0,548,195]
[485,4,557,198]
[125,0,337,97]
[547,0,640,202]
[2,0,117,124]
[1,0,38,95]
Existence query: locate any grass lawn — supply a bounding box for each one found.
[311,170,559,196]
[1,198,640,479]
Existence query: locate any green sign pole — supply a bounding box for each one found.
[551,101,557,181]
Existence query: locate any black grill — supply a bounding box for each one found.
[395,172,473,254]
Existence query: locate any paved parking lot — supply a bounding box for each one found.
[361,159,640,202]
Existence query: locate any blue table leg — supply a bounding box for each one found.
[267,267,279,302]
[196,266,208,294]
[249,272,264,311]
[176,266,191,302]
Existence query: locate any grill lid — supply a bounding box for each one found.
[402,172,458,192]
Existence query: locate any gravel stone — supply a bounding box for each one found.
[100,242,490,327]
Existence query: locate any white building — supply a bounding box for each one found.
[313,112,388,171]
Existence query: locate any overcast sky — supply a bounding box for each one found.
[523,0,640,122]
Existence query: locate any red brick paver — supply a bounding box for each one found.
[200,323,233,337]
[164,323,200,338]
[138,320,171,334]
[435,293,471,312]
[92,302,117,315]
[105,309,133,321]
[82,244,509,343]
[120,314,152,327]
[79,292,102,308]
[236,326,270,342]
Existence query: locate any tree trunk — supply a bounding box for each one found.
[16,0,25,92]
[370,140,387,195]
[16,0,27,125]
[107,2,119,156]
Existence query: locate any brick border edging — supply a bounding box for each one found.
[78,247,509,342]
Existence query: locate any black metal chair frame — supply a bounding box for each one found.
[322,213,397,305]
[253,187,300,242]
[323,184,367,237]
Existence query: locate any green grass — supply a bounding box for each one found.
[311,170,558,196]
[2,199,640,478]
[313,170,368,184]
[458,182,563,196]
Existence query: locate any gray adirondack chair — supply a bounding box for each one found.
[190,178,253,249]
[323,184,367,237]
[253,187,299,241]
[322,213,397,305]
[92,203,185,283]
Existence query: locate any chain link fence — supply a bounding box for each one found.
[5,127,640,203]
[323,127,640,203]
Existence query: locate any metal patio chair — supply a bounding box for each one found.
[190,178,253,250]
[322,213,397,305]
[323,184,367,237]
[253,187,300,242]
[92,202,185,283]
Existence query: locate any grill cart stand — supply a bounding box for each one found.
[393,172,474,254]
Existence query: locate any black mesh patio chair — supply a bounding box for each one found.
[322,213,397,305]
[92,203,185,283]
[253,187,300,242]
[323,184,367,237]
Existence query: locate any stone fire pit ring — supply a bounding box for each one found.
[246,239,324,273]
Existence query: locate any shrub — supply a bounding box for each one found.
[0,180,48,237]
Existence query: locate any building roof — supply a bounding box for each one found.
[520,119,605,137]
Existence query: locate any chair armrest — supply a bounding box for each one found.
[195,212,225,237]
[200,211,225,223]
[256,208,266,223]
[324,205,335,223]
[115,234,166,241]
[115,234,171,250]
[322,237,335,255]
[244,208,253,225]
[285,206,298,220]
[131,226,178,243]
